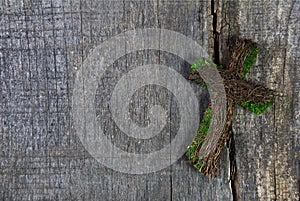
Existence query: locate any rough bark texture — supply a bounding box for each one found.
[0,0,232,200]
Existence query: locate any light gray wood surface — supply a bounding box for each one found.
[0,1,232,200]
[0,0,299,200]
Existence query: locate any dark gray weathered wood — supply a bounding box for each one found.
[0,0,232,200]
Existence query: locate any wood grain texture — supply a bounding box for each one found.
[219,0,300,200]
[0,0,233,200]
[3,0,298,200]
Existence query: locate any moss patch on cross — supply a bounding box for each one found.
[186,39,274,175]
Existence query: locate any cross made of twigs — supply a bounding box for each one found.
[186,39,274,176]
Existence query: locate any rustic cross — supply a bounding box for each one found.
[186,39,274,176]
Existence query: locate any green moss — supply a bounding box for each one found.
[199,81,207,88]
[186,107,212,170]
[217,65,224,70]
[196,57,207,67]
[236,100,273,115]
[190,57,210,70]
[241,44,259,78]
[195,161,203,170]
[190,63,199,70]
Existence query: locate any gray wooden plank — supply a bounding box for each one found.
[0,0,233,200]
[219,0,300,200]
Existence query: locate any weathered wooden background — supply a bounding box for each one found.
[219,0,300,200]
[0,0,299,200]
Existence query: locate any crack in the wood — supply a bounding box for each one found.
[229,128,240,201]
[211,0,220,66]
[211,1,239,200]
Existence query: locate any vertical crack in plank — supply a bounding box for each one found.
[229,128,240,201]
[211,0,239,200]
